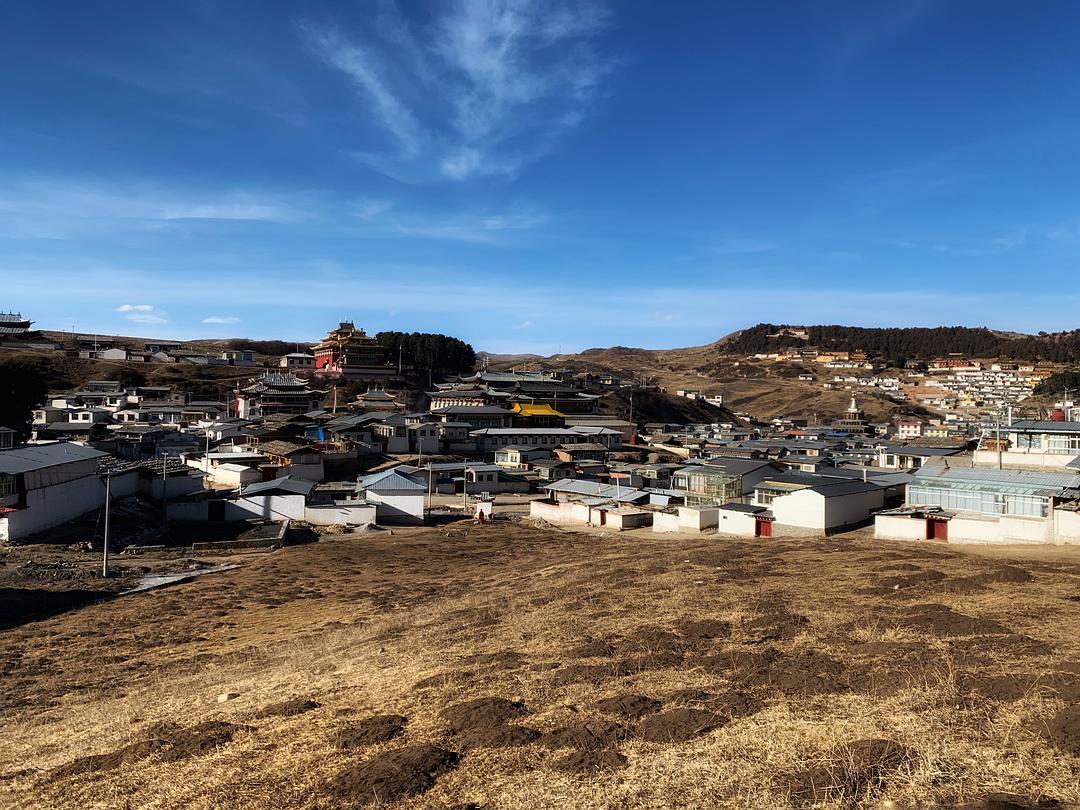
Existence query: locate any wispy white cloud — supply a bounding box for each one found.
[126,312,168,325]
[203,315,241,324]
[0,180,311,238]
[355,199,395,221]
[512,320,532,329]
[114,302,167,325]
[300,0,615,181]
[390,212,548,244]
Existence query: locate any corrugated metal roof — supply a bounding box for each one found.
[0,442,108,474]
[914,465,1080,487]
[359,468,426,491]
[542,478,648,502]
[239,477,315,497]
[1008,420,1080,433]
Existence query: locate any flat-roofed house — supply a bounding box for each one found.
[672,459,780,505]
[0,442,109,541]
[876,464,1080,544]
[878,445,966,470]
[254,440,325,482]
[974,420,1080,469]
[471,427,621,452]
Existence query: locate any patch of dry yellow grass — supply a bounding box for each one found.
[1,526,1078,808]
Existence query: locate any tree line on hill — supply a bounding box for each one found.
[375,332,476,376]
[725,323,1080,365]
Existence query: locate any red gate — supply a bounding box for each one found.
[926,518,948,542]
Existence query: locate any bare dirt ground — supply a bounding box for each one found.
[2,522,1080,809]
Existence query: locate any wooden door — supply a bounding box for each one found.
[927,518,948,542]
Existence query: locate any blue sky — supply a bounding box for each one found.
[3,1,1080,353]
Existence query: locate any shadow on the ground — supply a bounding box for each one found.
[0,587,114,631]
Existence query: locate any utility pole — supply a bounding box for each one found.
[161,456,168,523]
[102,474,112,578]
[426,462,432,521]
[996,408,1003,471]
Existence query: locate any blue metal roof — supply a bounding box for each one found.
[359,468,426,491]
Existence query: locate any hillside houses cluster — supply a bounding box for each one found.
[5,315,1080,548]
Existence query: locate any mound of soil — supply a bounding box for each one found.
[53,720,248,777]
[555,749,628,772]
[53,739,168,778]
[1040,704,1080,755]
[549,662,631,685]
[456,650,524,667]
[334,715,408,749]
[943,566,1034,595]
[326,744,460,805]
[743,611,810,642]
[441,696,537,750]
[538,720,628,751]
[441,697,526,732]
[733,650,856,697]
[676,618,733,645]
[876,569,948,591]
[896,604,1007,637]
[592,694,662,719]
[956,673,1048,703]
[787,738,914,806]
[637,708,724,743]
[157,721,248,763]
[613,627,687,656]
[457,724,539,749]
[664,689,765,719]
[256,697,321,718]
[566,638,616,658]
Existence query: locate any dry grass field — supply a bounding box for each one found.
[2,522,1080,809]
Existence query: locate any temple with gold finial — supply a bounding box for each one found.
[311,321,392,379]
[832,395,872,435]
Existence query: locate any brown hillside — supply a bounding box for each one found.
[489,345,915,422]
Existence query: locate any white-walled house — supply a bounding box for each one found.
[652,505,720,534]
[0,443,109,541]
[875,465,1080,545]
[357,468,426,524]
[169,477,376,526]
[471,427,621,452]
[769,480,884,532]
[752,478,885,534]
[973,420,1080,469]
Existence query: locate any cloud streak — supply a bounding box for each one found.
[0,180,310,239]
[300,0,615,181]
